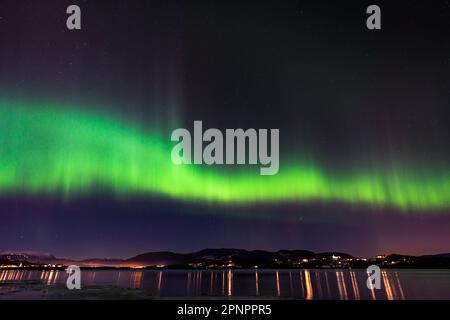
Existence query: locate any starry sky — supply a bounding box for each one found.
[1,0,450,259]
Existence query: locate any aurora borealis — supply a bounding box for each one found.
[1,101,449,211]
[1,0,450,259]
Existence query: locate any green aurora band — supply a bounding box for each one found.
[1,101,450,212]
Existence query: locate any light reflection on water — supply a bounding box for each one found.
[1,269,450,299]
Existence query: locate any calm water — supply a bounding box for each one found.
[1,269,450,299]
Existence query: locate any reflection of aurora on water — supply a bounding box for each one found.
[1,101,449,212]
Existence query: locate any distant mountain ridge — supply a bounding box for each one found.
[127,248,319,266]
[2,249,450,268]
[0,251,56,263]
[0,248,344,267]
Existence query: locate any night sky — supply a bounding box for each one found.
[1,0,450,259]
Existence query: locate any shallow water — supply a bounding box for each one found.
[1,269,449,300]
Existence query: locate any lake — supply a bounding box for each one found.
[1,269,449,299]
